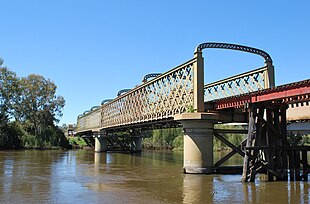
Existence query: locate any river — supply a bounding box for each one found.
[0,150,309,203]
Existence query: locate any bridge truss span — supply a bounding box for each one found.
[101,57,197,129]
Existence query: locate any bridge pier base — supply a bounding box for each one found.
[175,113,217,174]
[130,137,142,153]
[95,136,107,152]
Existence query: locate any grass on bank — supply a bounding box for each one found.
[67,137,88,148]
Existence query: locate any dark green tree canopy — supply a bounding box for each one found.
[18,74,65,123]
[0,64,67,149]
[0,67,20,117]
[0,67,65,137]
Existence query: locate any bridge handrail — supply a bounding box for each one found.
[101,57,197,128]
[204,66,271,101]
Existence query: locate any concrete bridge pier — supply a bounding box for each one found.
[94,135,107,152]
[175,113,217,174]
[130,137,142,152]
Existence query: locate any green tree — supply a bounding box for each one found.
[0,67,22,148]
[0,67,20,118]
[17,74,65,139]
[142,128,183,150]
[0,62,67,149]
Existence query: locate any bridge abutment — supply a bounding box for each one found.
[94,136,107,152]
[175,113,218,174]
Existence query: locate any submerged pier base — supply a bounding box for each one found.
[94,136,107,152]
[130,137,142,152]
[175,113,217,174]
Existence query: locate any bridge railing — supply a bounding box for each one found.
[101,57,199,128]
[76,107,101,133]
[204,66,273,101]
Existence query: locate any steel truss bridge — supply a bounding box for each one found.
[75,42,310,182]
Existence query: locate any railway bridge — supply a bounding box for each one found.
[75,42,310,181]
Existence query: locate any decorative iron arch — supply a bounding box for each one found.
[91,106,100,111]
[195,42,272,63]
[142,73,162,83]
[83,110,90,115]
[117,89,131,96]
[101,99,113,105]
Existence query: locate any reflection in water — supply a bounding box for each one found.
[0,150,309,203]
[183,174,213,203]
[241,179,310,204]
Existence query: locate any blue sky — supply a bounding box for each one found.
[0,1,309,125]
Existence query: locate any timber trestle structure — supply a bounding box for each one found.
[241,103,309,182]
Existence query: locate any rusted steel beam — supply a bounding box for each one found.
[214,79,310,110]
[251,86,310,103]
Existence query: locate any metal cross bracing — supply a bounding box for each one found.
[204,66,272,101]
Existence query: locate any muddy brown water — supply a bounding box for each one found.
[0,150,309,203]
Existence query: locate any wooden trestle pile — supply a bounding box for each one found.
[241,102,309,182]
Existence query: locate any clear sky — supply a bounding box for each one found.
[0,0,309,125]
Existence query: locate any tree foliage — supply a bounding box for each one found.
[0,65,68,149]
[17,74,65,138]
[143,128,183,150]
[0,67,20,117]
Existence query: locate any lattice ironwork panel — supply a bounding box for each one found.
[76,108,101,132]
[101,58,196,128]
[204,66,269,101]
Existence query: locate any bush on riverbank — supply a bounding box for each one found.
[0,120,22,149]
[172,135,183,151]
[67,137,88,148]
[0,121,70,150]
[287,132,310,146]
[142,128,183,150]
